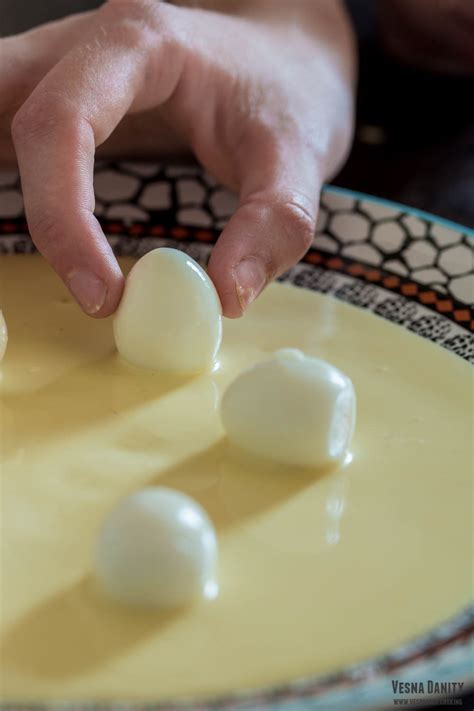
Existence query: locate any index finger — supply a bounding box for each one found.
[11,1,185,316]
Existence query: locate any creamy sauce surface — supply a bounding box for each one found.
[0,255,471,701]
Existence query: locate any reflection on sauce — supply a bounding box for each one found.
[0,255,472,702]
[324,471,348,546]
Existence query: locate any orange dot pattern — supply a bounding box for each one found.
[0,218,472,332]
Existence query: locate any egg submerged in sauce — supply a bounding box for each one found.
[94,487,219,609]
[220,348,356,469]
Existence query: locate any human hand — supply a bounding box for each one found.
[2,0,355,318]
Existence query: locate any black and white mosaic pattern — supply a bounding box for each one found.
[0,162,472,305]
[0,162,472,363]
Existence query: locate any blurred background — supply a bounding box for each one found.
[1,0,473,228]
[0,2,473,710]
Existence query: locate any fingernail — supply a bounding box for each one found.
[234,257,267,313]
[67,270,107,315]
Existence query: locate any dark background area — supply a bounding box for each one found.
[341,0,474,230]
[0,1,472,709]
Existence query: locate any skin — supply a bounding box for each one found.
[0,0,471,318]
[0,0,356,318]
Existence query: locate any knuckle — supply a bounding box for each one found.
[11,102,38,144]
[27,209,64,256]
[12,92,71,145]
[104,0,179,48]
[240,80,300,143]
[277,198,316,252]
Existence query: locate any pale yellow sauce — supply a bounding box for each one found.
[0,255,472,702]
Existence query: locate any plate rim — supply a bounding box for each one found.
[0,183,472,711]
[325,185,474,237]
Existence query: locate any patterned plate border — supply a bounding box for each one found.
[0,177,472,709]
[1,217,471,326]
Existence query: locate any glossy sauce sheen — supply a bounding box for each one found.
[0,256,471,702]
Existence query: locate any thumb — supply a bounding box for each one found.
[208,135,321,318]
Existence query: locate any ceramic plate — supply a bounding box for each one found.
[0,163,472,710]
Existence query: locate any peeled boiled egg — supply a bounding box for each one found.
[94,487,218,609]
[220,348,356,468]
[0,310,7,363]
[113,248,222,372]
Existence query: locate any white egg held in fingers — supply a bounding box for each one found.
[113,248,222,372]
[220,349,356,468]
[95,487,218,609]
[0,310,7,363]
